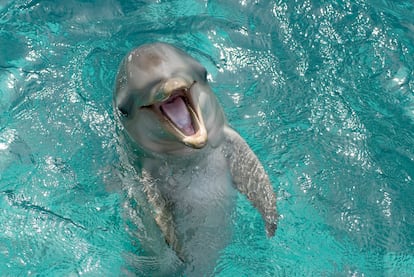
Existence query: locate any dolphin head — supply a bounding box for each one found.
[114,42,225,155]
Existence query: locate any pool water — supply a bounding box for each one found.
[1,0,414,275]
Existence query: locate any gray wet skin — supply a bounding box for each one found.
[114,42,277,273]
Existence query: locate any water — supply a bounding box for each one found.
[1,0,414,275]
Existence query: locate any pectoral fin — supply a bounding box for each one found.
[223,126,278,236]
[141,170,185,261]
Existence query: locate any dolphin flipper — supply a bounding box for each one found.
[141,170,185,261]
[223,126,278,236]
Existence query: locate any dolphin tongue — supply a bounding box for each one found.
[161,97,195,136]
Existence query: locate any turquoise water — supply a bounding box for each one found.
[1,0,414,275]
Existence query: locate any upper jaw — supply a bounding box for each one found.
[145,78,207,149]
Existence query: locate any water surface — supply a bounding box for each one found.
[1,0,414,275]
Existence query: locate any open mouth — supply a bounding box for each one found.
[159,90,196,136]
[144,84,207,149]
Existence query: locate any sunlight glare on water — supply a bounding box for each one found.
[1,0,414,275]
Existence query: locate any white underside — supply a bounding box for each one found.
[137,145,237,276]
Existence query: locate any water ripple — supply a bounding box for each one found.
[1,0,414,275]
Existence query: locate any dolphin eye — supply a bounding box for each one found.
[118,107,129,117]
